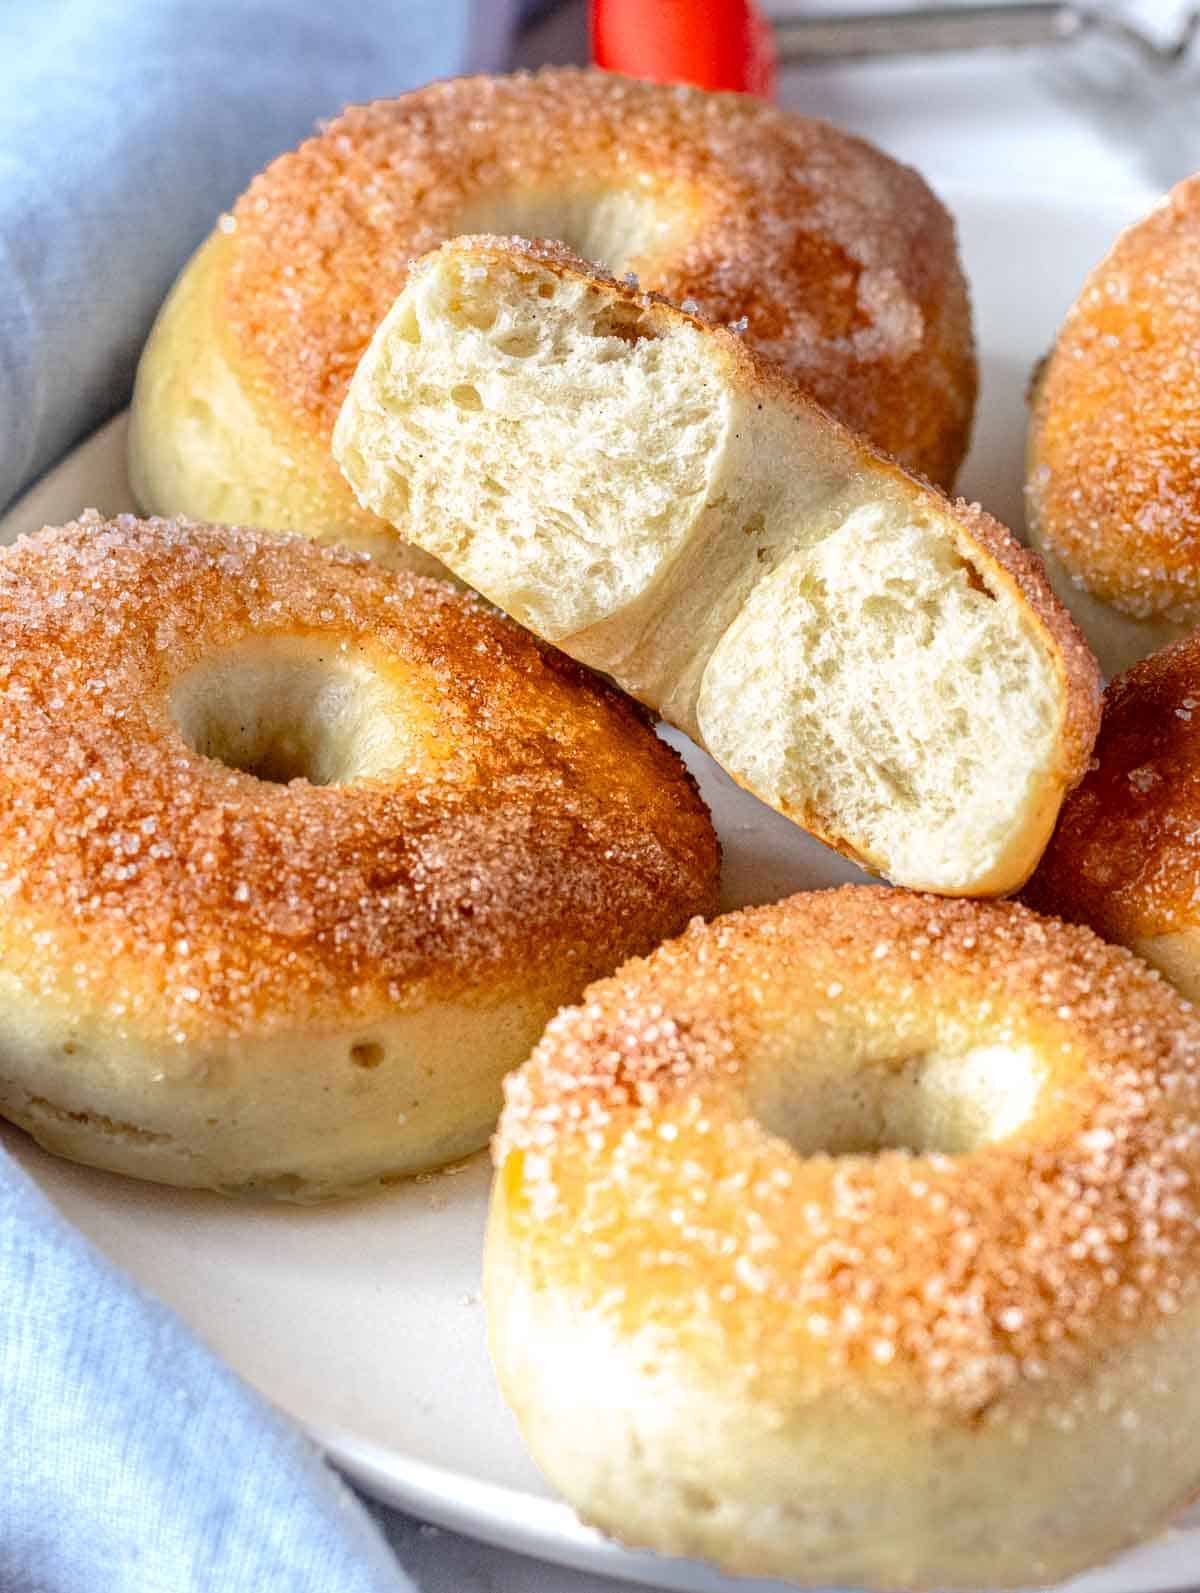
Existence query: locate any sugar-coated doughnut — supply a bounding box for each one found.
[129,68,976,566]
[338,235,1099,896]
[487,886,1200,1588]
[1025,634,1200,1001]
[0,513,719,1199]
[1027,175,1200,677]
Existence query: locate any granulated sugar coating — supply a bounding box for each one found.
[0,513,719,1049]
[496,886,1200,1420]
[1027,636,1200,942]
[226,68,975,487]
[1029,174,1200,621]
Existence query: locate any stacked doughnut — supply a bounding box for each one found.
[8,63,1200,1593]
[337,235,1099,896]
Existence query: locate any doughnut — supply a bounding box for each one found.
[0,512,719,1199]
[1027,175,1200,677]
[336,235,1100,897]
[1024,634,1200,1001]
[128,67,977,567]
[486,885,1200,1588]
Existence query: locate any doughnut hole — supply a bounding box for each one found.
[749,1040,1044,1158]
[455,185,694,276]
[170,635,439,786]
[486,890,1200,1586]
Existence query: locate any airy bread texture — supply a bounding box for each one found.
[129,68,976,564]
[335,237,1100,896]
[1027,175,1200,677]
[487,886,1200,1588]
[0,514,718,1199]
[1024,633,1200,1001]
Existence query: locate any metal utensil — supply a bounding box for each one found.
[772,1,1200,67]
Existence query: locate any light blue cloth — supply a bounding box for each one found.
[0,1159,418,1592]
[0,2,522,1588]
[0,0,520,514]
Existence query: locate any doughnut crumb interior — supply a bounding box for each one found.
[0,513,719,1199]
[487,886,1200,1588]
[335,235,1100,896]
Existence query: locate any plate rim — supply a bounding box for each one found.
[3,182,1197,1593]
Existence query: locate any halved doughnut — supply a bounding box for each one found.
[335,236,1099,895]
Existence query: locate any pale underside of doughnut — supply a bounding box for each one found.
[1026,174,1200,677]
[335,235,1099,897]
[486,887,1200,1588]
[0,514,718,1199]
[128,231,445,575]
[128,68,976,559]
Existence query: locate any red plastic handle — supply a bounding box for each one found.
[590,0,778,98]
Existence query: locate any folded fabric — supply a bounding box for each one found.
[0,2,520,1589]
[0,0,520,516]
[0,1154,417,1592]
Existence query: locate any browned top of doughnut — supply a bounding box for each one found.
[1025,636,1200,938]
[0,514,718,1043]
[496,886,1200,1420]
[224,68,974,484]
[1029,176,1200,620]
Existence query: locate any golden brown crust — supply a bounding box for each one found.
[1025,635,1200,941]
[1028,175,1200,621]
[496,886,1200,1419]
[224,68,975,487]
[0,513,720,1047]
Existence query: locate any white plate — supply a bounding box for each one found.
[4,187,1198,1593]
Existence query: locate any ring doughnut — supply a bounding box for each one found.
[0,512,719,1199]
[1027,175,1200,677]
[129,68,977,565]
[487,885,1200,1587]
[1025,634,1200,1002]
